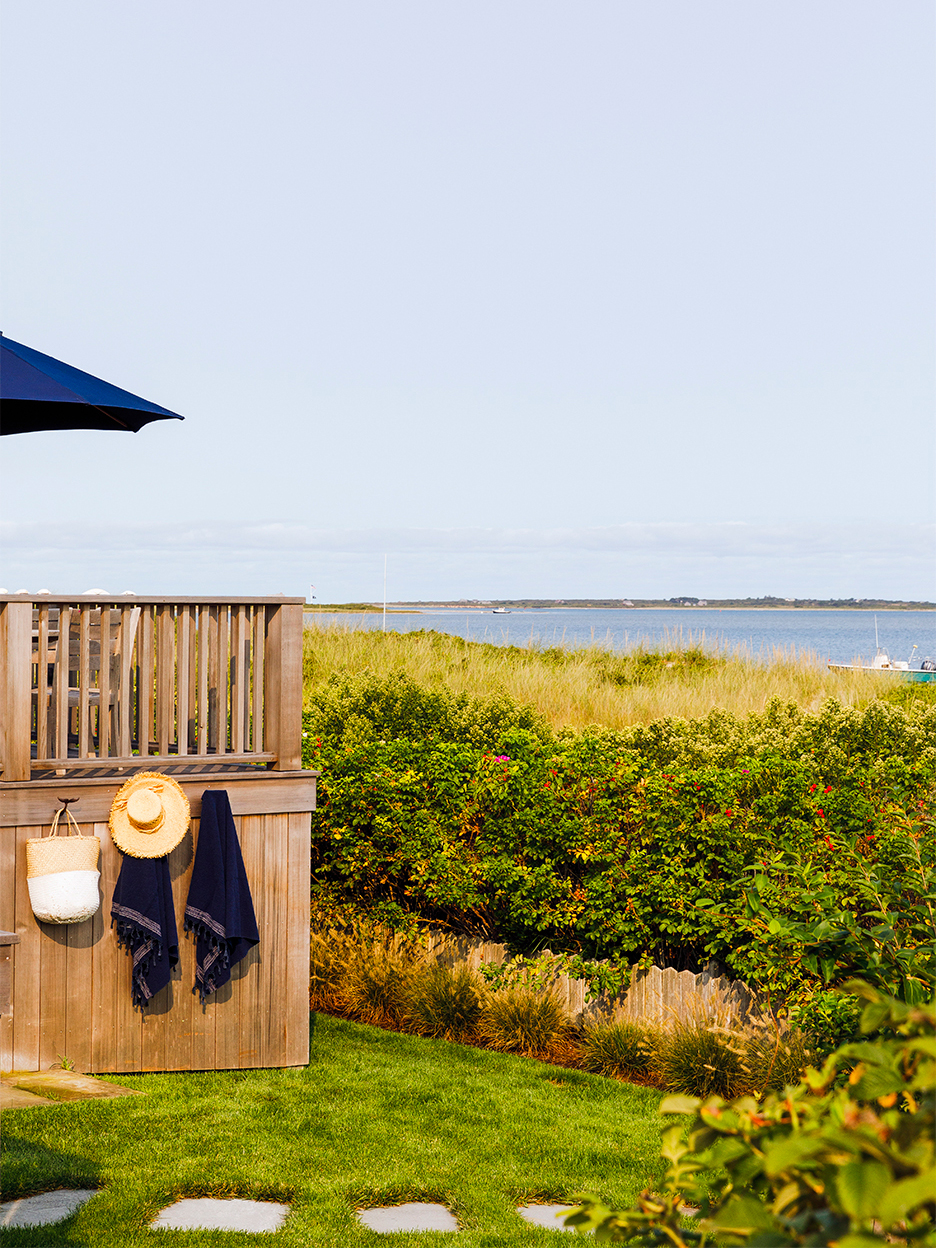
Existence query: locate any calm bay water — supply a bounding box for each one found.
[307,608,936,667]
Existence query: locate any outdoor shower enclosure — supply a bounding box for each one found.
[0,594,316,1073]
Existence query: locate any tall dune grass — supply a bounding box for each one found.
[302,620,902,730]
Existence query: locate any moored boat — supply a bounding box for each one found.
[828,653,936,681]
[827,617,936,681]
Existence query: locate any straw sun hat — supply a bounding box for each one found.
[108,772,190,858]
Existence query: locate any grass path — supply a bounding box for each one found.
[1,1014,662,1246]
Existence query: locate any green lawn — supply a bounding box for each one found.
[1,1013,663,1247]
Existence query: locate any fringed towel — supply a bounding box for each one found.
[184,790,259,1003]
[111,854,179,1008]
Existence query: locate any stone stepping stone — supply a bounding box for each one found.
[0,1083,56,1110]
[357,1203,459,1233]
[0,1189,97,1228]
[517,1203,579,1232]
[151,1198,289,1233]
[4,1070,143,1103]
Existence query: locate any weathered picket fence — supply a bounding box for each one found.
[425,933,760,1028]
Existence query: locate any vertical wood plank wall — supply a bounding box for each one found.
[0,807,311,1074]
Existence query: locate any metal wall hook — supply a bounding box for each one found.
[57,797,80,809]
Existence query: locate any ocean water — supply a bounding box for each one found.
[306,607,936,667]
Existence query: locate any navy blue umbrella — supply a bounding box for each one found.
[1,334,184,435]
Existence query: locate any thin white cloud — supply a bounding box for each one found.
[4,519,934,558]
[2,520,934,601]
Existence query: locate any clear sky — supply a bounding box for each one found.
[2,1,934,601]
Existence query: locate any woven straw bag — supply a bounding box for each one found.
[26,806,101,924]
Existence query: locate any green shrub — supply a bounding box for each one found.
[305,677,936,1009]
[788,987,862,1051]
[581,1020,656,1081]
[406,963,483,1040]
[477,988,576,1062]
[566,983,936,1247]
[304,669,551,752]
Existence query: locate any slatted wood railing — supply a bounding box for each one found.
[0,595,305,780]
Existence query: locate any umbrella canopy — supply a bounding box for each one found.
[1,334,184,435]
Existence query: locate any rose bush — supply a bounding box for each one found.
[304,674,936,1030]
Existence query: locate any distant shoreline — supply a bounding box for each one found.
[307,602,935,614]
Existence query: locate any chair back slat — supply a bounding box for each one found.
[4,595,301,777]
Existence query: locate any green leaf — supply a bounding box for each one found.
[877,1169,936,1229]
[858,1001,891,1034]
[710,1194,775,1231]
[836,1160,890,1219]
[708,1137,753,1168]
[660,1094,700,1115]
[850,1066,904,1100]
[747,1234,792,1248]
[839,980,881,1002]
[771,1182,802,1216]
[835,1237,888,1248]
[660,1124,689,1164]
[764,1136,824,1176]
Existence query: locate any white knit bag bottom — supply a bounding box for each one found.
[27,870,101,924]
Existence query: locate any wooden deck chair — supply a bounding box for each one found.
[34,607,141,761]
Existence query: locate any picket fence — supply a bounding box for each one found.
[424,933,759,1029]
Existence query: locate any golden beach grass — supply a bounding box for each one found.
[302,619,893,730]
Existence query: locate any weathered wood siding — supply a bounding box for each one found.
[0,805,311,1074]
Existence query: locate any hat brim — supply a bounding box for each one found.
[109,772,190,858]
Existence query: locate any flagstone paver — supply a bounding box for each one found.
[0,1083,56,1110]
[517,1203,578,1231]
[0,1190,98,1228]
[357,1203,459,1233]
[150,1198,289,1233]
[3,1070,143,1103]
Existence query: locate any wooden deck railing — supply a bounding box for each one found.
[0,595,305,780]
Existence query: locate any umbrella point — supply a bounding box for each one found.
[1,334,184,435]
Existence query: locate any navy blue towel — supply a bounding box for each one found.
[184,790,259,1003]
[111,854,179,1009]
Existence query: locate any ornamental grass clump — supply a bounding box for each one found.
[581,1020,657,1082]
[310,919,427,1025]
[477,988,577,1062]
[741,1018,813,1092]
[654,1011,748,1099]
[310,928,353,1012]
[652,1002,813,1098]
[405,962,483,1041]
[340,936,425,1027]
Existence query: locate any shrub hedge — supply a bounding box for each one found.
[304,673,936,1022]
[568,983,936,1246]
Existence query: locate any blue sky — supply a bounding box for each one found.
[2,2,934,600]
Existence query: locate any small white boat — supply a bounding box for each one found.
[491,607,510,614]
[828,617,936,682]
